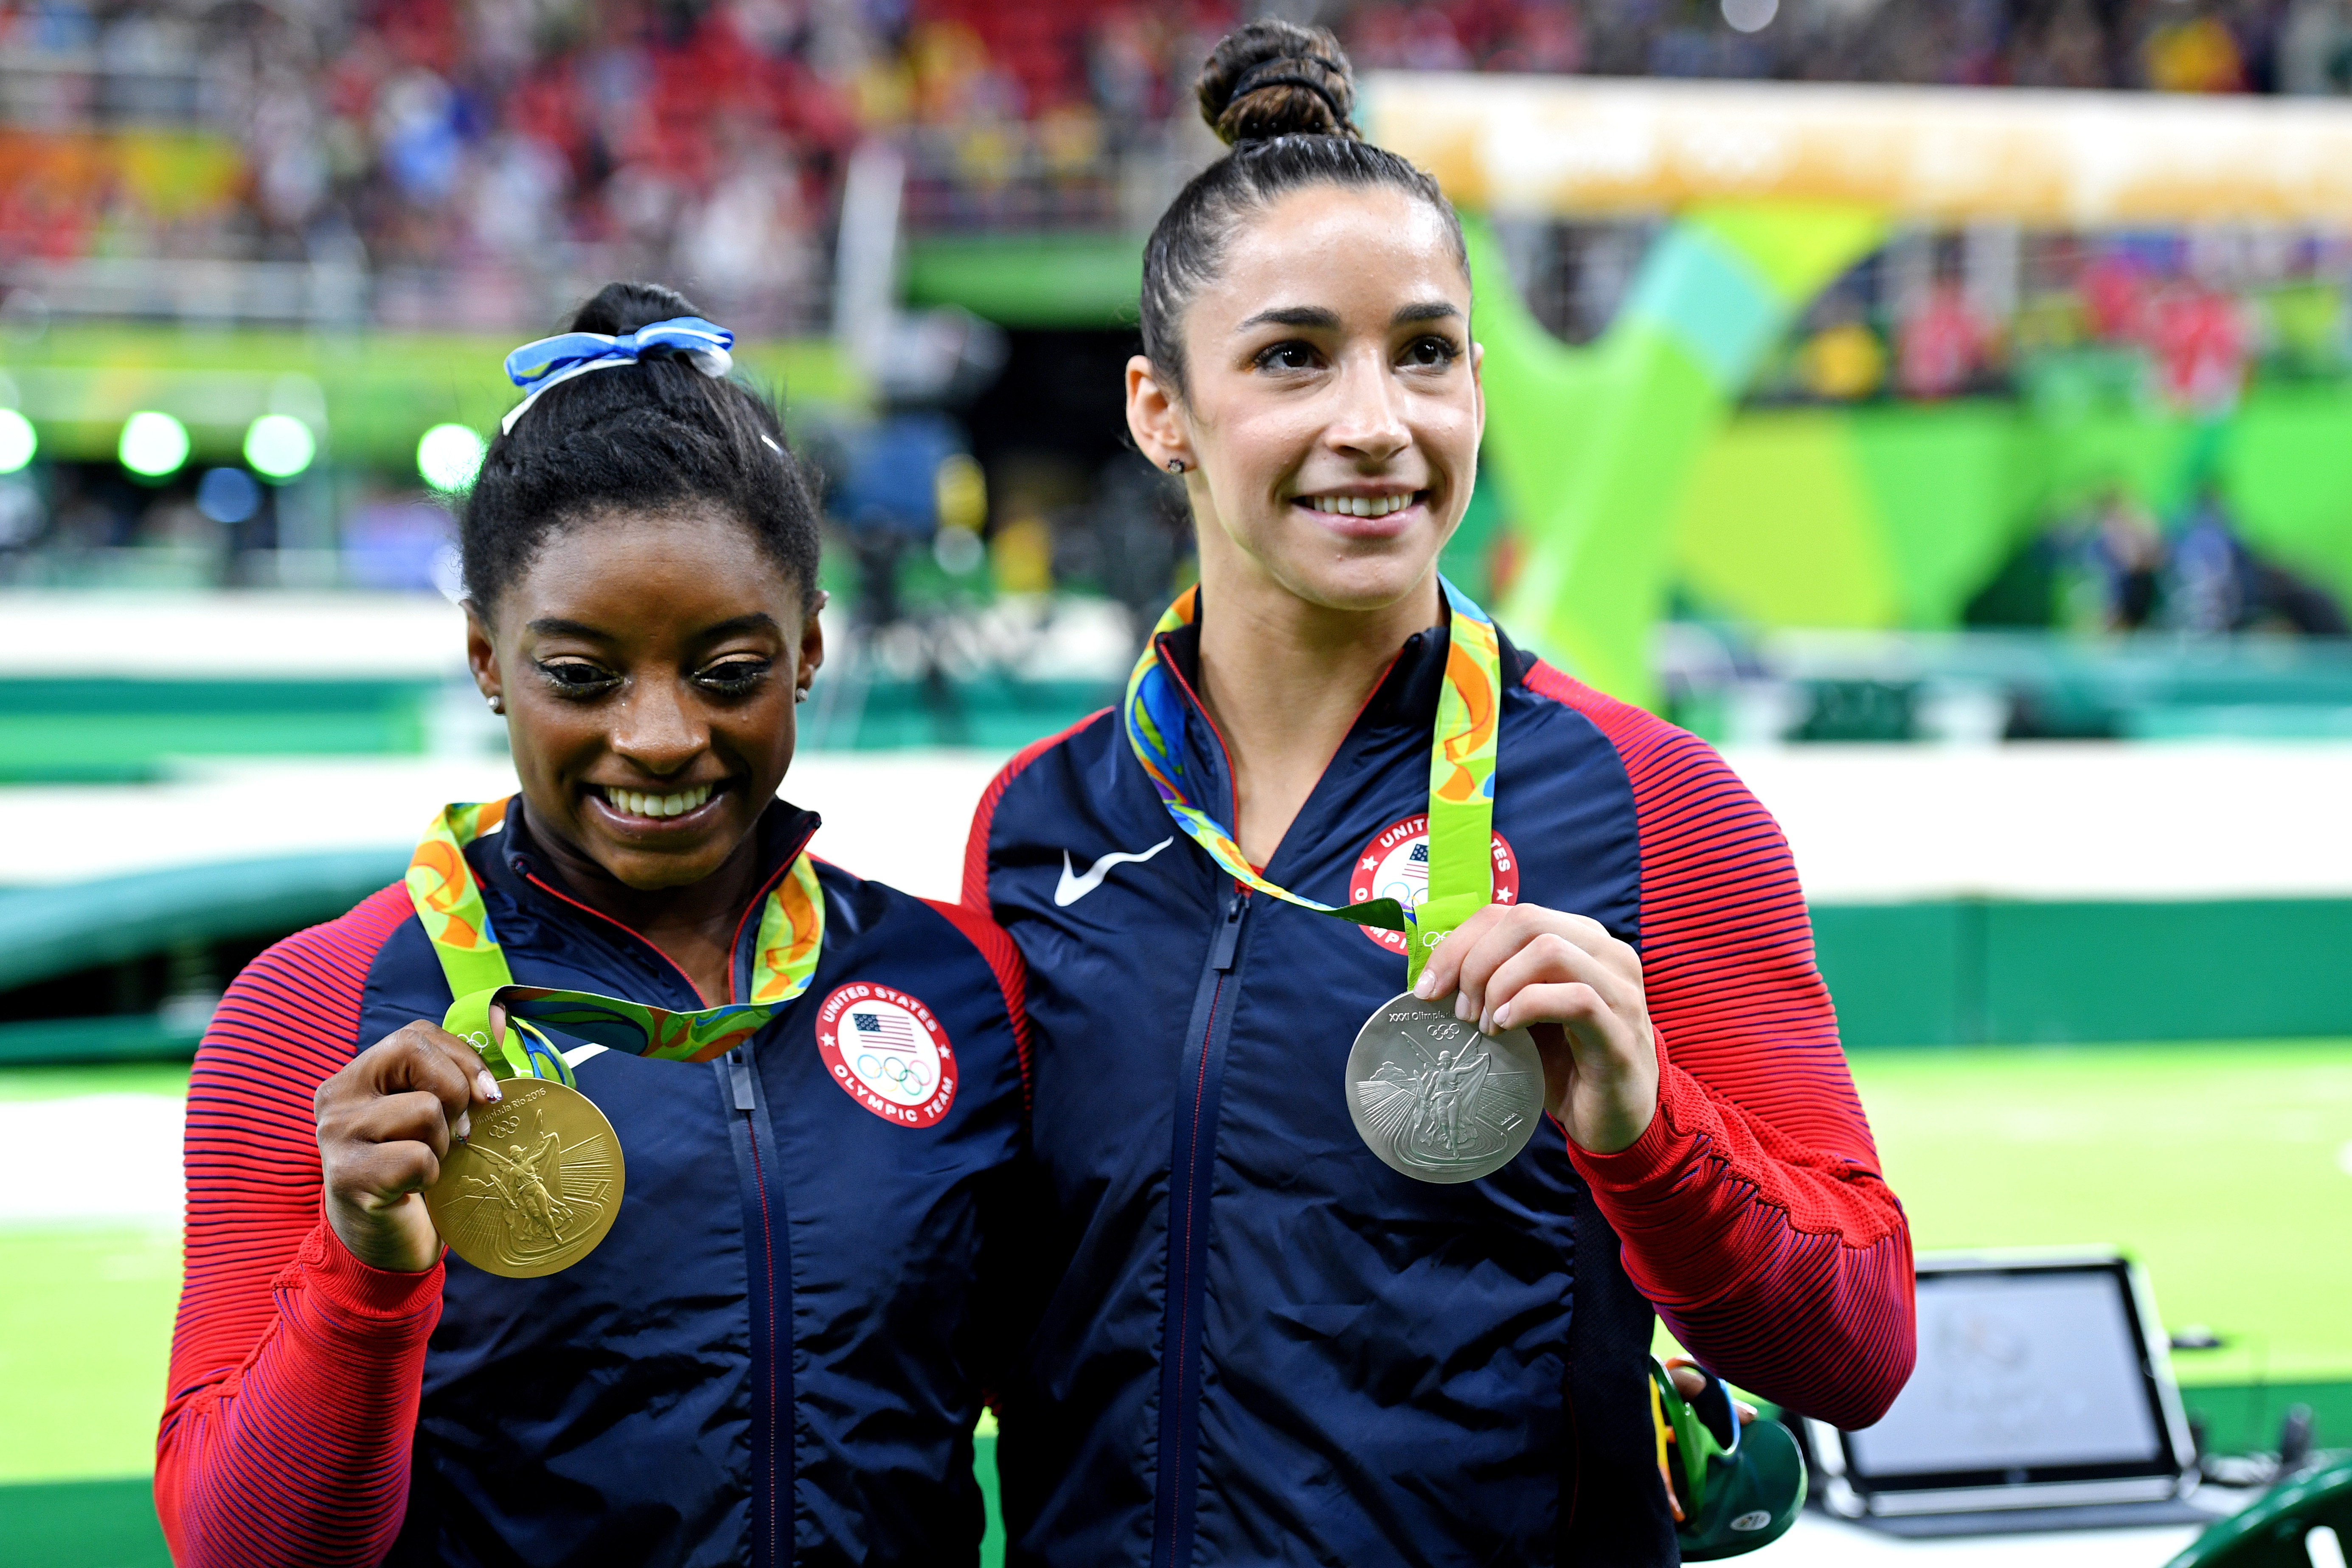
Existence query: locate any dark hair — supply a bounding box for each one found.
[461,281,822,620]
[1139,20,1467,396]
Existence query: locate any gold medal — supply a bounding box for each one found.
[426,1077,625,1278]
[408,800,828,1280]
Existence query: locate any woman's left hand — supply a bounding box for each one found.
[1411,903,1659,1155]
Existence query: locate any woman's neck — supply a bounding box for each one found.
[522,801,765,1005]
[1193,561,1442,868]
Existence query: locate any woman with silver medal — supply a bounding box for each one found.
[965,21,1917,1565]
[157,284,1033,1567]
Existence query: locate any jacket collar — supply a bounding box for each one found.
[1155,590,1529,744]
[480,794,823,1004]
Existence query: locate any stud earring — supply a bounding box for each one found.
[795,687,809,704]
[1166,458,1186,475]
[485,694,504,714]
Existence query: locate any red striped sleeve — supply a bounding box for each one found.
[156,885,446,1568]
[1524,663,1916,1429]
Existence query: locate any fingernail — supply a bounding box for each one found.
[1454,995,1473,1022]
[455,1112,470,1142]
[1413,972,1435,1000]
[1492,1004,1511,1030]
[477,1071,502,1102]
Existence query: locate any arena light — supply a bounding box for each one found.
[244,413,317,481]
[0,408,34,474]
[119,411,190,479]
[418,423,487,492]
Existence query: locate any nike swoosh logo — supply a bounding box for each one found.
[1055,837,1176,907]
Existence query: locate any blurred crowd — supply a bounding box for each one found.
[7,0,2352,626]
[0,0,1254,328]
[7,1,2352,331]
[1500,217,2352,409]
[1763,227,2352,409]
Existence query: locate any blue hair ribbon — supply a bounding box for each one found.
[499,316,735,434]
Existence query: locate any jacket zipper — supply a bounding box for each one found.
[731,1050,783,1566]
[725,1045,789,1568]
[1153,885,1248,1568]
[506,838,802,1566]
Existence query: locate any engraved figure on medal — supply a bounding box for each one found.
[1347,994,1543,1184]
[426,1079,625,1278]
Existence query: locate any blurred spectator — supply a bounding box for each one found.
[2148,284,2253,412]
[2165,484,2255,632]
[2081,251,2158,343]
[2145,13,2250,91]
[2066,488,2168,633]
[1798,313,1889,400]
[2282,0,2352,91]
[1897,281,1990,399]
[830,409,965,627]
[343,495,455,592]
[2164,483,2352,634]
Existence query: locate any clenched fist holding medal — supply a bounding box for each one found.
[317,798,829,1278]
[1124,577,1658,1182]
[1402,901,1659,1162]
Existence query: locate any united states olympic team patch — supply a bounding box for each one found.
[1349,812,1521,955]
[815,983,957,1127]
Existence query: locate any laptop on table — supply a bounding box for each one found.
[1802,1251,2216,1536]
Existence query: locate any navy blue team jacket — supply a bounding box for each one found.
[968,612,1914,1566]
[365,800,1030,1566]
[968,618,1680,1566]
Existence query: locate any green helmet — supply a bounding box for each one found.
[1650,1357,1809,1560]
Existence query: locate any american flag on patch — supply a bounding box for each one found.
[1400,840,1429,887]
[851,1010,919,1052]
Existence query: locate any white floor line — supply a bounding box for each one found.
[7,742,2351,905]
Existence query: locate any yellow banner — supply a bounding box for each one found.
[1363,73,2352,226]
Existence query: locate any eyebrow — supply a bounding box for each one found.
[1234,301,1463,333]
[1236,305,1341,332]
[525,617,610,639]
[697,613,784,640]
[526,612,783,641]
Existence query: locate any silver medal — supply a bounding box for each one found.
[1346,992,1544,1184]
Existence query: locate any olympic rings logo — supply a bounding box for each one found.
[855,1052,933,1090]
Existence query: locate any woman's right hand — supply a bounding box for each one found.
[315,1020,502,1273]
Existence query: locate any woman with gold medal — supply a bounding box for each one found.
[964,21,1919,1565]
[157,284,1034,1566]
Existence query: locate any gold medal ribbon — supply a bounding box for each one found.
[405,799,826,1079]
[1123,576,1504,985]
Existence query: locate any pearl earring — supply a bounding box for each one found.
[485,694,504,714]
[795,687,809,704]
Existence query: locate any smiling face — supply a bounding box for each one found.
[466,504,823,892]
[1127,181,1481,615]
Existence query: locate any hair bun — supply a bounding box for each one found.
[568,279,704,337]
[1197,20,1357,148]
